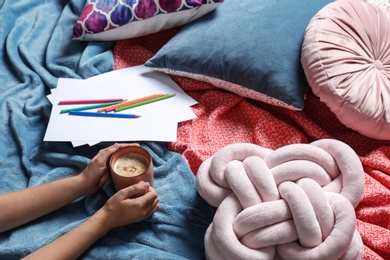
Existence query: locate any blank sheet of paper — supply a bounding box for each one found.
[44,65,197,144]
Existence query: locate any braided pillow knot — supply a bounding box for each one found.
[196,139,365,260]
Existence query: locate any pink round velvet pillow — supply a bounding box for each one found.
[301,0,390,140]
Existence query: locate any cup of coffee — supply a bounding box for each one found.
[109,146,154,191]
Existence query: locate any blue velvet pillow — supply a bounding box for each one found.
[145,0,333,110]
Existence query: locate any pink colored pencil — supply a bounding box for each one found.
[99,94,165,112]
[58,98,125,105]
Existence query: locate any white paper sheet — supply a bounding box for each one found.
[44,65,197,144]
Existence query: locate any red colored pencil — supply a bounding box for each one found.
[58,98,125,105]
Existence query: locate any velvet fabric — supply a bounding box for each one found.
[145,0,333,110]
[301,0,390,140]
[196,139,365,259]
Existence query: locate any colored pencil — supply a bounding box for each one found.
[115,94,176,112]
[97,94,164,112]
[68,111,140,118]
[58,98,125,105]
[60,101,123,114]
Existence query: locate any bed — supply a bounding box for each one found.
[1,0,389,259]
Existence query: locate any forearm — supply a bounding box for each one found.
[23,211,110,260]
[23,181,159,260]
[0,175,87,233]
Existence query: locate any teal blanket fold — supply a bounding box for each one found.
[0,0,213,259]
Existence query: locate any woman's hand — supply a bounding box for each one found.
[22,181,159,260]
[0,143,141,233]
[94,181,159,231]
[79,143,140,194]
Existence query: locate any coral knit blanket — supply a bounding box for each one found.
[113,28,390,260]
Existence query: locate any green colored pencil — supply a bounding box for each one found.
[115,94,175,112]
[60,101,123,114]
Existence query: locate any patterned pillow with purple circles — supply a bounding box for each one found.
[73,0,224,41]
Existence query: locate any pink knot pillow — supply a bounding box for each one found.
[301,0,390,140]
[196,139,365,259]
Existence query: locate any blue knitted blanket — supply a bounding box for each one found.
[0,1,213,259]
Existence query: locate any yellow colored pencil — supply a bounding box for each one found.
[98,94,164,112]
[115,94,175,112]
[96,99,128,112]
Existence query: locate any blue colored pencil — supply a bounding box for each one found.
[68,111,140,118]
